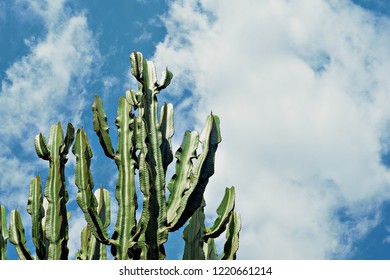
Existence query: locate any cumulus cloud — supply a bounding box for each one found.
[153,0,390,259]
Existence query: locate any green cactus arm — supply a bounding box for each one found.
[43,122,71,260]
[95,187,110,260]
[112,96,138,260]
[168,114,222,231]
[60,123,75,156]
[130,51,144,82]
[0,205,9,260]
[95,187,111,230]
[204,238,219,260]
[76,226,90,260]
[131,51,169,259]
[34,133,50,160]
[26,175,47,259]
[166,130,199,228]
[73,128,111,244]
[92,95,115,159]
[182,199,206,260]
[76,187,110,260]
[156,67,173,91]
[205,186,235,239]
[131,114,151,260]
[9,209,34,260]
[160,102,174,172]
[221,211,241,260]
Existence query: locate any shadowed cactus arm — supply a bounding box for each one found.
[182,200,206,260]
[0,205,9,260]
[9,209,34,260]
[183,187,240,260]
[159,102,174,171]
[166,130,199,228]
[92,95,115,159]
[27,175,47,259]
[221,211,241,260]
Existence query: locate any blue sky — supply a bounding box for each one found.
[2,0,390,260]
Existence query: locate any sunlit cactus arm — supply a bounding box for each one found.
[0,205,9,260]
[92,95,115,159]
[131,114,151,260]
[167,114,222,231]
[41,122,74,260]
[34,133,50,160]
[9,209,34,260]
[27,175,47,260]
[111,96,138,260]
[73,128,111,245]
[221,211,241,260]
[77,187,111,260]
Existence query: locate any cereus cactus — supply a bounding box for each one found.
[0,51,241,260]
[75,51,239,260]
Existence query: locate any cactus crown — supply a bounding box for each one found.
[0,51,241,260]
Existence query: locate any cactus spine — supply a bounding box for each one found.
[0,51,240,260]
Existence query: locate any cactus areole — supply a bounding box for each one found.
[0,51,241,260]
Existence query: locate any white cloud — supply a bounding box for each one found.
[0,0,98,211]
[153,0,390,259]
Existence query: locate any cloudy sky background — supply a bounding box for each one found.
[2,0,390,259]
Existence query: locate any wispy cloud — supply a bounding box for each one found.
[153,0,390,259]
[0,0,99,210]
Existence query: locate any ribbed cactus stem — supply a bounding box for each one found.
[112,96,138,259]
[9,209,33,260]
[0,205,9,260]
[34,122,74,260]
[27,175,46,259]
[76,187,111,260]
[131,51,172,259]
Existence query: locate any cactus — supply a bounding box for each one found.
[1,51,240,260]
[76,187,111,260]
[5,123,75,260]
[183,187,241,260]
[0,205,9,260]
